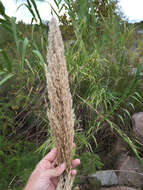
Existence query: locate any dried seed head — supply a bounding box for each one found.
[46,17,75,190]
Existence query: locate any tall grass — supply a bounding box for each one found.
[0,1,48,142]
[50,0,143,159]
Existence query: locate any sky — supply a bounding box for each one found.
[1,0,143,23]
[119,0,143,23]
[1,0,56,23]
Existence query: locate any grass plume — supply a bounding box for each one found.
[46,17,75,190]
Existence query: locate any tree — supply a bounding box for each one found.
[58,0,120,40]
[69,0,119,20]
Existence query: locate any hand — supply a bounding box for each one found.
[24,148,80,190]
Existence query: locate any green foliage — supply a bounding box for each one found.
[0,0,6,16]
[0,138,42,190]
[78,152,103,175]
[0,2,48,141]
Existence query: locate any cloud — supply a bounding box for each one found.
[1,0,16,17]
[119,0,143,22]
[37,1,51,21]
[1,0,32,23]
[1,0,61,23]
[3,0,143,24]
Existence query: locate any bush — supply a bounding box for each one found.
[0,138,42,189]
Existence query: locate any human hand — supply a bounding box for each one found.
[24,148,80,190]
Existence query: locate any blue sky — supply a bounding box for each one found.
[1,0,143,23]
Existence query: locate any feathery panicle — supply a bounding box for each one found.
[46,17,75,190]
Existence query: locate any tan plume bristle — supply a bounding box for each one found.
[46,17,75,190]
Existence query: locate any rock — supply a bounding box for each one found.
[115,154,143,188]
[89,170,118,187]
[132,112,143,144]
[99,186,138,190]
[137,30,143,34]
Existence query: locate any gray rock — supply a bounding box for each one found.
[115,154,143,188]
[137,30,143,34]
[132,112,143,144]
[99,186,138,190]
[89,170,118,186]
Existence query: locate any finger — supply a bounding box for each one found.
[71,169,77,176]
[37,158,51,170]
[72,159,80,168]
[72,143,76,148]
[44,163,65,178]
[43,148,57,162]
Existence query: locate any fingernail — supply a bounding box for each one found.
[76,159,80,164]
[61,163,65,169]
[71,170,77,176]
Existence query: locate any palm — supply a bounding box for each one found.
[37,158,59,190]
[47,178,58,190]
[24,148,80,190]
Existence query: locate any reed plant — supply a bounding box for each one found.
[46,17,75,190]
[51,0,143,164]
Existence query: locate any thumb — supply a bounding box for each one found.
[44,163,65,178]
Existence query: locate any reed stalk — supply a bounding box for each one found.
[46,17,75,190]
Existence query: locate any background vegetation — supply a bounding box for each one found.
[0,0,143,189]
